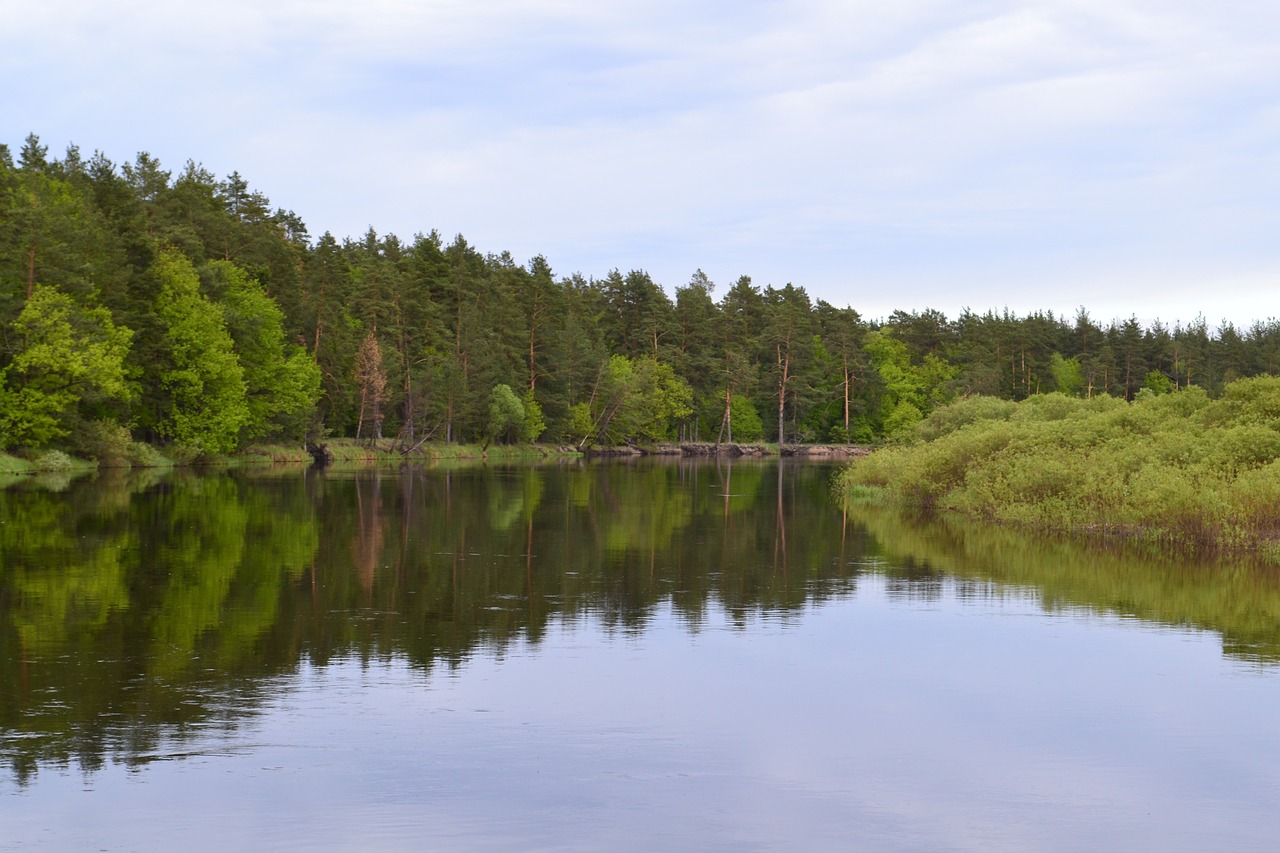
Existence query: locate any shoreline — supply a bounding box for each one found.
[1,440,866,489]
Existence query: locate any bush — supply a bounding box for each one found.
[1011,392,1092,423]
[27,449,90,473]
[71,420,135,467]
[838,380,1280,557]
[915,395,1017,443]
[128,442,172,469]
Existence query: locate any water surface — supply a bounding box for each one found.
[2,460,1279,851]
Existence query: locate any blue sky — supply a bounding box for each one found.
[4,0,1279,327]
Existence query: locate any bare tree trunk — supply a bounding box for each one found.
[356,389,367,441]
[843,364,851,435]
[716,386,732,446]
[776,342,790,446]
[400,331,414,444]
[528,299,541,391]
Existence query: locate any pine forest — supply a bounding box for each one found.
[4,133,1280,461]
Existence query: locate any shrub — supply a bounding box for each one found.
[29,450,78,472]
[1011,392,1089,423]
[915,395,1017,443]
[128,442,172,469]
[71,420,135,467]
[837,380,1280,557]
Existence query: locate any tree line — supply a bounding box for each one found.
[4,132,1280,456]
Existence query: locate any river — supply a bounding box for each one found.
[2,460,1279,851]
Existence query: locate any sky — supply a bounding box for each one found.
[4,0,1279,328]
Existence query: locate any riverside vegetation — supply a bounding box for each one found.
[838,378,1280,558]
[6,132,1280,472]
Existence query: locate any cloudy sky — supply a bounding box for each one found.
[4,1,1278,327]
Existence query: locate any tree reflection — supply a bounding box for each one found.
[845,501,1280,660]
[3,460,1280,783]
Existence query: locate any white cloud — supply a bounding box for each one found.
[3,1,1279,324]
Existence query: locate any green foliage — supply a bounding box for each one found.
[203,261,321,442]
[0,285,132,449]
[566,402,595,446]
[1049,352,1085,396]
[128,440,172,469]
[487,384,525,444]
[12,133,1280,451]
[150,252,250,454]
[71,419,133,466]
[70,419,168,468]
[728,395,764,442]
[839,380,1280,553]
[1142,369,1176,395]
[0,453,33,476]
[28,449,78,472]
[864,329,957,437]
[1010,391,1118,423]
[577,355,694,446]
[630,356,694,442]
[883,400,923,437]
[522,389,547,443]
[915,395,1017,443]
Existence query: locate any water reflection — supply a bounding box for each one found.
[2,460,1279,785]
[846,501,1280,663]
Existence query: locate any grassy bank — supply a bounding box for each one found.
[0,450,101,490]
[0,440,579,486]
[311,440,577,465]
[837,377,1280,557]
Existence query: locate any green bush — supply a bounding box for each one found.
[915,395,1017,443]
[128,442,172,469]
[838,379,1280,557]
[71,420,135,467]
[29,450,78,472]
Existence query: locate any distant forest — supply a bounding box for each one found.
[3,132,1279,455]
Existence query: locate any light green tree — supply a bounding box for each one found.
[487,383,525,444]
[1142,369,1176,396]
[728,395,764,442]
[152,251,249,454]
[522,388,547,442]
[578,354,693,446]
[0,284,132,448]
[1049,352,1086,397]
[202,261,321,442]
[865,329,957,438]
[629,356,694,441]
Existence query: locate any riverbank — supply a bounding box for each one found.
[586,442,869,458]
[836,377,1280,560]
[0,440,574,486]
[1,439,869,489]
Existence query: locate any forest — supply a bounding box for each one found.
[4,132,1280,461]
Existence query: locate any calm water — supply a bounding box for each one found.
[3,460,1280,851]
